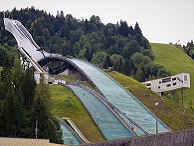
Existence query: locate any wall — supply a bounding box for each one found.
[0,137,49,146]
[81,129,194,146]
[0,137,66,146]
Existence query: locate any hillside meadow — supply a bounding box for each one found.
[151,43,194,105]
[49,84,105,142]
[106,71,194,131]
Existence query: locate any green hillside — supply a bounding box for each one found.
[151,43,194,105]
[49,84,105,142]
[50,70,194,141]
[106,71,194,131]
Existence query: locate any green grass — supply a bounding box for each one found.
[49,65,194,139]
[151,43,194,105]
[50,43,194,139]
[58,75,77,83]
[0,67,2,72]
[49,84,105,142]
[106,71,194,131]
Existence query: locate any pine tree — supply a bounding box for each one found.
[135,68,146,82]
[23,68,36,107]
[113,58,122,72]
[119,20,129,37]
[12,58,26,136]
[0,58,34,137]
[133,22,143,47]
[32,76,63,143]
[84,42,94,62]
[121,59,131,75]
[103,55,112,69]
[0,58,19,136]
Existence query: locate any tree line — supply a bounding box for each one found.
[0,57,63,144]
[0,7,169,82]
[183,40,194,60]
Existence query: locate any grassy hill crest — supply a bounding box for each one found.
[151,43,194,105]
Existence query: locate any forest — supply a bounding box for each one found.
[183,40,194,60]
[0,7,170,82]
[0,58,63,143]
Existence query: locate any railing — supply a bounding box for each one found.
[56,116,88,144]
[66,118,90,143]
[76,84,149,136]
[18,47,44,73]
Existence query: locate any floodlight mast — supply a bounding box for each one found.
[155,102,159,134]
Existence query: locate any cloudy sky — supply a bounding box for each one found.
[0,0,193,45]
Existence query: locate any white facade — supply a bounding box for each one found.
[3,18,50,63]
[144,73,190,93]
[34,71,48,84]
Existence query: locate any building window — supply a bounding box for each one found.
[162,77,171,83]
[146,83,151,86]
[166,84,171,87]
[184,75,187,81]
[158,86,160,89]
[172,77,176,81]
[173,82,176,86]
[159,81,161,84]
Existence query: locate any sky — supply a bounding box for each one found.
[0,0,193,45]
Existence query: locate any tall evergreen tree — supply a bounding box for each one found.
[135,68,145,82]
[0,58,20,136]
[12,58,26,136]
[103,55,112,69]
[23,68,36,107]
[121,59,131,75]
[134,22,142,36]
[113,58,122,72]
[119,20,129,37]
[32,76,63,143]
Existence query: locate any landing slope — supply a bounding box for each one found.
[106,71,194,131]
[151,43,194,104]
[70,59,170,135]
[49,84,105,142]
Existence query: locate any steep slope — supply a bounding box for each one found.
[151,43,194,105]
[70,59,170,135]
[50,70,194,141]
[106,71,194,131]
[49,84,105,142]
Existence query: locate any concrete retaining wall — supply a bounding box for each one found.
[0,137,67,146]
[0,137,49,146]
[81,129,194,146]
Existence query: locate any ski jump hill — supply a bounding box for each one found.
[3,18,171,144]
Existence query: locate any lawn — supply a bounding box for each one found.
[151,43,194,105]
[49,84,105,142]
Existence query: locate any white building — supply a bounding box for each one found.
[34,71,48,84]
[143,73,190,94]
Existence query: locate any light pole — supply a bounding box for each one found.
[35,119,39,138]
[155,102,159,134]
